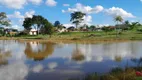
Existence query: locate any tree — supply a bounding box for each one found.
[44,22,54,37]
[23,18,32,30]
[0,12,10,26]
[114,16,123,24]
[90,25,96,31]
[114,16,123,37]
[70,11,86,29]
[23,15,54,35]
[54,21,60,27]
[130,22,141,30]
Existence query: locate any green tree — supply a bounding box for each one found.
[114,16,123,24]
[23,18,32,30]
[23,15,54,35]
[70,11,86,29]
[54,21,60,27]
[0,12,10,26]
[90,25,96,31]
[130,22,141,30]
[114,16,123,37]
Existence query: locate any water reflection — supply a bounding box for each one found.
[24,42,55,61]
[0,40,142,80]
[0,48,11,65]
[72,44,85,62]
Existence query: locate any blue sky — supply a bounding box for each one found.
[0,0,142,30]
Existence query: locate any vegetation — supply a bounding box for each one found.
[0,12,10,26]
[23,15,54,35]
[70,11,86,29]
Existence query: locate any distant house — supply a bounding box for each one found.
[67,26,75,31]
[29,29,38,35]
[57,27,67,33]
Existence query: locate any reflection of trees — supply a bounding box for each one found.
[71,44,85,61]
[131,57,142,67]
[115,56,122,62]
[24,42,55,61]
[0,49,11,65]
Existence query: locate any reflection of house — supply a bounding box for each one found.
[29,29,38,35]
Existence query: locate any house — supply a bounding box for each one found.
[29,29,38,35]
[57,27,68,33]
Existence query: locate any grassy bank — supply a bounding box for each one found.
[1,31,142,43]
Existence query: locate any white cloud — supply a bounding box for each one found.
[82,15,92,25]
[63,4,70,7]
[140,0,142,2]
[105,7,135,18]
[32,64,43,73]
[24,10,35,18]
[8,10,35,31]
[28,0,42,5]
[46,0,57,7]
[8,10,35,19]
[8,11,24,19]
[62,3,103,14]
[48,62,58,69]
[0,62,28,80]
[12,25,24,31]
[0,0,27,9]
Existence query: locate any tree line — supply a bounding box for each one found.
[0,11,142,36]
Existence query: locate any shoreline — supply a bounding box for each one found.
[0,37,138,44]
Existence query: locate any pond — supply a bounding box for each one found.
[0,40,142,80]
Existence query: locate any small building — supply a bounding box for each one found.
[29,29,38,35]
[57,27,67,33]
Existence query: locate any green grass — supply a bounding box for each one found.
[136,77,142,80]
[2,30,142,42]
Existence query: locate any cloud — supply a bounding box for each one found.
[24,10,35,18]
[7,10,35,31]
[28,0,42,5]
[140,0,142,2]
[32,64,43,73]
[48,62,58,69]
[0,62,28,80]
[0,0,27,9]
[8,11,24,19]
[12,25,24,31]
[63,4,70,7]
[82,15,92,25]
[63,24,75,28]
[46,0,57,7]
[62,3,103,14]
[105,7,135,18]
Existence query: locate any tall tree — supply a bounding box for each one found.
[114,15,123,25]
[23,15,54,35]
[70,11,86,29]
[0,12,10,26]
[114,15,123,37]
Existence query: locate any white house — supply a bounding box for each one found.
[29,29,37,35]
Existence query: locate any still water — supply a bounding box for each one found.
[0,40,142,80]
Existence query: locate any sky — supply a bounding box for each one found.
[0,0,142,30]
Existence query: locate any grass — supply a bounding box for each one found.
[136,77,142,80]
[1,30,142,43]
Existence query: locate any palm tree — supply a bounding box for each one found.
[70,11,86,29]
[114,16,123,37]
